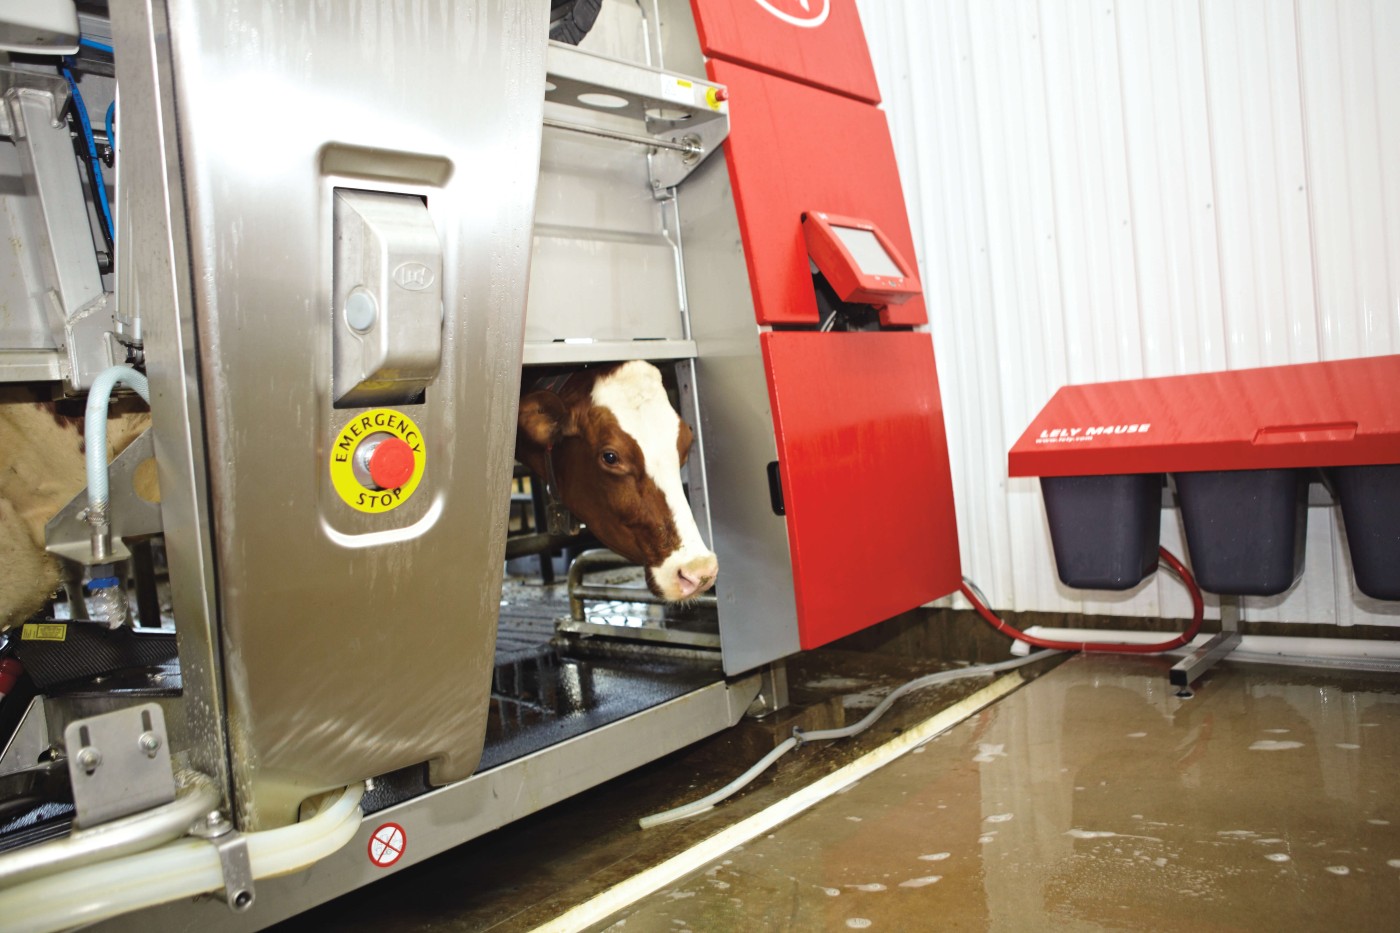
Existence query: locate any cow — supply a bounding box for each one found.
[515,360,718,602]
[0,388,150,630]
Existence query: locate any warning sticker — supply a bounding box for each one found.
[368,822,406,868]
[21,623,67,642]
[329,409,426,514]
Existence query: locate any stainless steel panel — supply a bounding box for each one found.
[527,40,730,345]
[0,349,62,381]
[678,153,802,675]
[528,128,685,343]
[330,189,444,408]
[110,0,231,808]
[98,675,761,932]
[157,0,547,829]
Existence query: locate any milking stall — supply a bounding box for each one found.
[0,0,1398,930]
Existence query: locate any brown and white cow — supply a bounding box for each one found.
[515,361,718,601]
[0,388,150,630]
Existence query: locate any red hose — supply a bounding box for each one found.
[960,546,1205,654]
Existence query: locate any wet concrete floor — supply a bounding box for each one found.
[592,654,1400,932]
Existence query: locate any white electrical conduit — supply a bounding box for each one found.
[0,771,219,887]
[0,782,365,933]
[1014,627,1400,670]
[85,364,150,515]
[639,650,1060,829]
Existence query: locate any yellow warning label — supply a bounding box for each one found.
[22,622,67,642]
[329,408,426,514]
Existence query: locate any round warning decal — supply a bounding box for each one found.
[368,822,406,868]
[329,408,426,514]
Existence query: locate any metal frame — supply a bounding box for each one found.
[1171,596,1242,692]
[103,674,761,932]
[0,68,117,389]
[110,0,233,807]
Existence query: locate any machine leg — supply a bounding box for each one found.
[745,661,790,718]
[1171,596,1241,694]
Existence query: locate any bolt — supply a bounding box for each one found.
[77,747,102,773]
[232,890,254,911]
[138,732,162,757]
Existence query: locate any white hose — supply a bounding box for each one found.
[85,364,150,513]
[639,651,1059,829]
[0,783,365,933]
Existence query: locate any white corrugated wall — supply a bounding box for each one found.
[856,0,1400,625]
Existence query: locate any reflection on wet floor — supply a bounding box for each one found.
[596,654,1400,932]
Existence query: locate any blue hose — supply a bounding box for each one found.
[79,37,114,55]
[105,101,116,155]
[58,64,115,247]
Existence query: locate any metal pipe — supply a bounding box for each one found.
[0,771,219,888]
[570,583,718,611]
[543,118,702,156]
[504,533,575,561]
[567,549,635,621]
[566,549,718,621]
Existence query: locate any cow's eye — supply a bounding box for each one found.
[601,450,620,467]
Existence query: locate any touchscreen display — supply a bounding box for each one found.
[832,225,903,278]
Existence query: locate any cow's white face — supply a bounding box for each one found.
[515,361,718,602]
[589,362,717,600]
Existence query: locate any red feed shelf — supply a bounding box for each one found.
[1009,355,1400,477]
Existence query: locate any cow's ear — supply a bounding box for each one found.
[518,391,572,448]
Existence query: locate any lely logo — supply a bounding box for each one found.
[752,0,830,29]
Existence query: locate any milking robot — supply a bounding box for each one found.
[0,2,962,927]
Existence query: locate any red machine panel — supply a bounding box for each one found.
[714,60,926,327]
[1009,355,1400,476]
[689,0,881,104]
[763,331,961,649]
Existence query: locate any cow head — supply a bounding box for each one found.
[515,361,718,601]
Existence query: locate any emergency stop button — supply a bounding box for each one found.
[365,437,414,490]
[329,408,427,514]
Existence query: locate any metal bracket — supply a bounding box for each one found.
[3,71,115,391]
[0,696,51,778]
[0,71,71,138]
[189,810,257,912]
[46,428,163,564]
[63,702,176,828]
[647,118,727,193]
[1171,596,1242,694]
[543,43,730,199]
[745,662,790,719]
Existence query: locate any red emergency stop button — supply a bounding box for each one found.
[367,437,415,490]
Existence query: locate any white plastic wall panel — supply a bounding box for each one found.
[857,0,1400,626]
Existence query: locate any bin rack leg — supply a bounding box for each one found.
[1170,596,1241,690]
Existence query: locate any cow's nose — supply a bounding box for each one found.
[676,554,718,599]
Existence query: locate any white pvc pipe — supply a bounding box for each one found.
[0,783,364,933]
[84,364,150,513]
[1017,627,1400,665]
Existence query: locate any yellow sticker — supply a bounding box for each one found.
[329,408,426,514]
[22,622,67,642]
